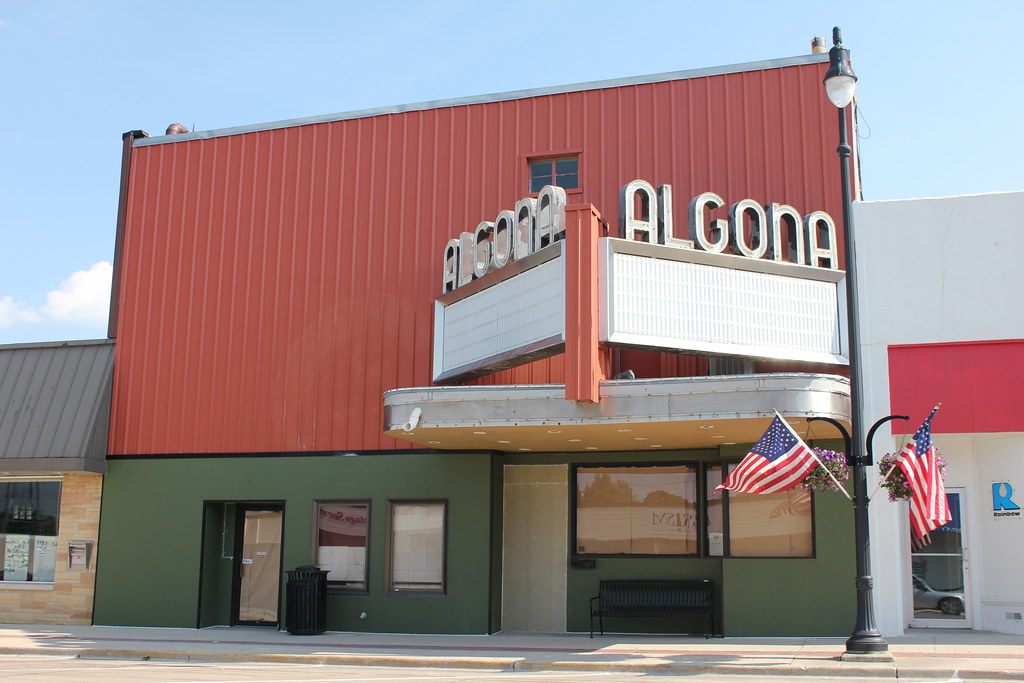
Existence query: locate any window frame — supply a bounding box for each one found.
[525,151,582,196]
[706,462,817,559]
[385,499,448,596]
[0,478,62,585]
[312,499,371,594]
[572,462,702,559]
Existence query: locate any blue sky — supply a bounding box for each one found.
[1,0,1021,344]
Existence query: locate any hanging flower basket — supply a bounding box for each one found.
[801,448,849,493]
[877,450,947,502]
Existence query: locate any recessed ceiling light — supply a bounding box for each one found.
[617,428,633,433]
[633,437,648,441]
[568,439,583,443]
[497,440,511,444]
[712,435,726,439]
[723,442,736,445]
[547,429,562,434]
[585,446,598,450]
[427,441,441,445]
[473,431,488,435]
[699,425,715,430]
[518,447,531,451]
[649,444,663,448]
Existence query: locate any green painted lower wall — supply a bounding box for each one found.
[93,453,496,634]
[506,447,855,637]
[721,487,856,636]
[95,446,855,637]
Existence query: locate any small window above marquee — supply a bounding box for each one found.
[529,156,579,193]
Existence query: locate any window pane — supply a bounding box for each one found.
[727,486,813,557]
[530,160,553,193]
[554,157,578,175]
[317,503,368,589]
[555,172,579,189]
[0,481,60,583]
[390,503,445,592]
[576,466,697,555]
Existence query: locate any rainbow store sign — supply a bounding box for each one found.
[433,180,848,383]
[441,180,839,293]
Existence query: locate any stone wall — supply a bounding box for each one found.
[0,473,103,624]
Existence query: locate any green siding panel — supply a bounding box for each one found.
[94,453,494,634]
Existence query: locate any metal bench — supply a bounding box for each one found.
[589,578,715,638]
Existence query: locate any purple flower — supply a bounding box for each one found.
[801,448,850,492]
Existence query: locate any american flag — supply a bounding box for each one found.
[896,406,951,539]
[715,415,817,494]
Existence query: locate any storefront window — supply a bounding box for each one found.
[388,501,446,593]
[0,480,60,583]
[316,502,369,590]
[706,465,813,557]
[575,465,698,555]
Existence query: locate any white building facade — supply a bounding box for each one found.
[856,191,1024,635]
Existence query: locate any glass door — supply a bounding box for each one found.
[233,505,283,626]
[910,489,970,627]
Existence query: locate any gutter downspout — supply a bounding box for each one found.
[107,130,148,339]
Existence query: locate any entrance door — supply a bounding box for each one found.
[910,489,971,627]
[233,505,284,626]
[501,465,567,632]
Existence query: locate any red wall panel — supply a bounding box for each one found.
[110,59,847,455]
[888,340,1024,434]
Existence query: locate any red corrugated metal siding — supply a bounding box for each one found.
[110,61,846,455]
[888,341,1024,434]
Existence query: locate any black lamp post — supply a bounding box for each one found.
[823,26,889,656]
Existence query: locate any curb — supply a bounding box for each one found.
[3,645,1023,680]
[3,647,523,671]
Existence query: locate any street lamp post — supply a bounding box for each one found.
[823,26,890,656]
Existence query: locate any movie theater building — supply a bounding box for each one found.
[855,192,1024,636]
[94,48,872,636]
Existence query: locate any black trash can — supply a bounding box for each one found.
[285,565,328,635]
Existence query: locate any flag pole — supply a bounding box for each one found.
[776,411,852,500]
[869,461,900,502]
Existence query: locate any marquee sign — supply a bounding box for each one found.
[619,180,839,270]
[433,179,848,383]
[440,180,840,294]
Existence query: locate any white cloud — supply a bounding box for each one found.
[0,296,41,327]
[40,262,113,324]
[0,262,112,332]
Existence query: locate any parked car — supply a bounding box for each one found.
[912,575,964,615]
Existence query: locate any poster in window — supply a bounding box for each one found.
[318,504,369,588]
[31,537,58,582]
[318,505,368,547]
[3,535,30,581]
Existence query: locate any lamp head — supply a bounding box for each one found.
[823,26,857,108]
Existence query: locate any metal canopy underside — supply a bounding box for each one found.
[384,373,851,453]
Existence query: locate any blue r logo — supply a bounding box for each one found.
[993,483,1021,511]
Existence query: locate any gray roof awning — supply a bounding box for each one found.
[0,339,115,474]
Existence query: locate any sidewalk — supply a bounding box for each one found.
[0,623,1022,679]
